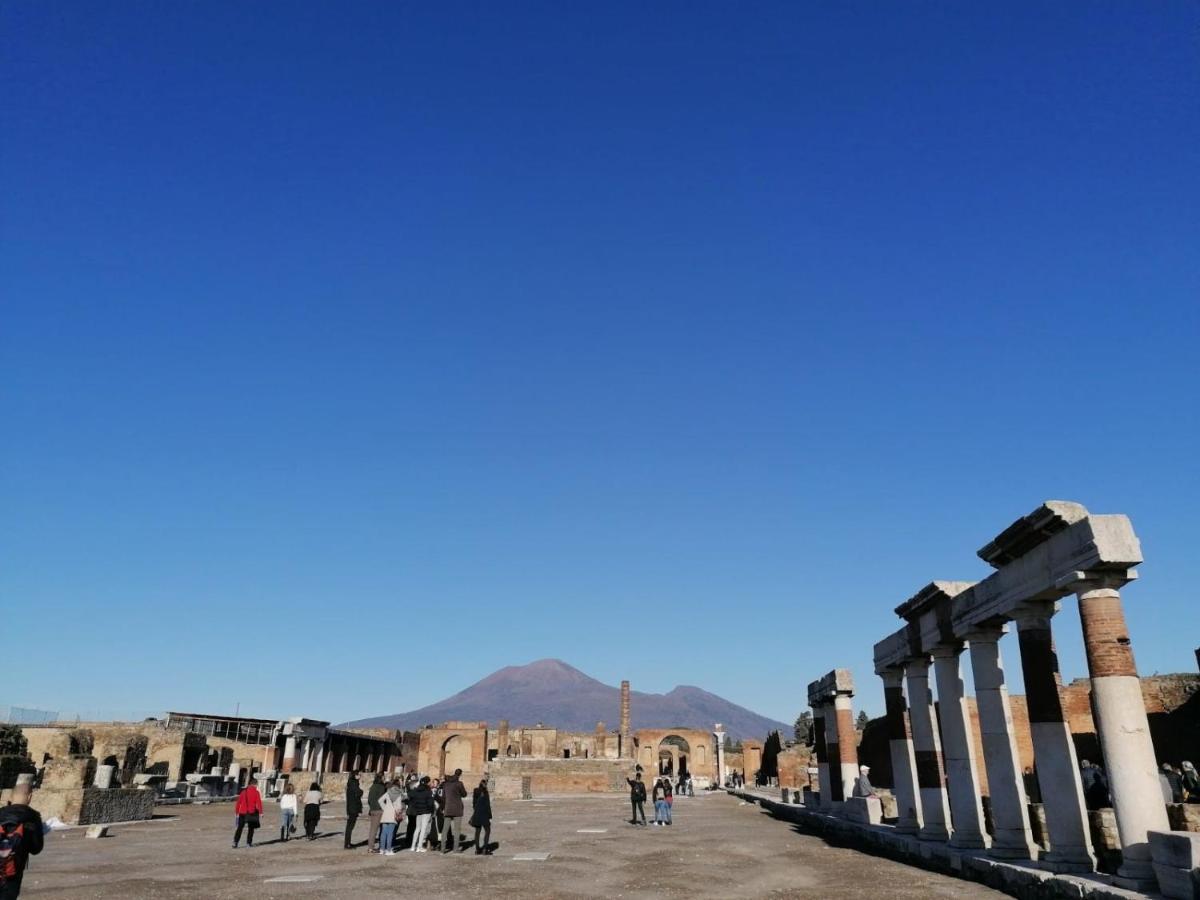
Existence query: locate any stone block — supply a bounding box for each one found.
[1169,804,1200,833]
[1151,830,1200,869]
[1152,863,1200,900]
[877,790,898,819]
[844,796,882,825]
[41,757,97,791]
[84,825,108,839]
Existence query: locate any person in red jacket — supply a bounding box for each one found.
[233,782,264,848]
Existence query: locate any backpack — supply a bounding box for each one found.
[0,820,25,885]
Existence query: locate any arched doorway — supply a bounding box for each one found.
[658,735,691,778]
[441,735,472,776]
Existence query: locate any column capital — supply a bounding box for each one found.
[929,641,967,659]
[1055,568,1138,595]
[904,654,933,674]
[962,621,1009,643]
[879,667,906,688]
[1011,599,1061,623]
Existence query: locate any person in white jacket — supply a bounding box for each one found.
[378,779,404,856]
[279,783,298,842]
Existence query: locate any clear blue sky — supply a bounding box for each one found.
[3,2,1198,727]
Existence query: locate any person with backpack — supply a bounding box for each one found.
[0,783,44,900]
[407,776,435,852]
[278,784,297,842]
[344,773,362,849]
[303,783,322,840]
[233,780,263,848]
[662,780,674,826]
[439,768,468,854]
[626,773,647,826]
[469,778,493,855]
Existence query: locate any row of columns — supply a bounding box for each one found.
[879,582,1166,888]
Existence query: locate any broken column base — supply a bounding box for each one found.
[1149,831,1200,900]
[844,796,882,825]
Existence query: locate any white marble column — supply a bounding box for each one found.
[967,625,1036,859]
[282,734,298,774]
[1014,604,1095,872]
[713,728,727,786]
[1075,581,1168,890]
[881,666,922,834]
[905,657,951,841]
[931,644,988,849]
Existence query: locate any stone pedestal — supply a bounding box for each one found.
[93,765,116,790]
[1077,583,1169,890]
[967,626,1037,860]
[905,658,951,841]
[932,645,988,849]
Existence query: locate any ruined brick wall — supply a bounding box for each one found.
[486,758,630,795]
[776,746,813,789]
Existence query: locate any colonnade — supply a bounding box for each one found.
[870,501,1166,890]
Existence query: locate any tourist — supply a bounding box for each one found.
[344,773,362,850]
[407,776,435,852]
[378,779,403,855]
[303,782,322,839]
[686,775,694,797]
[0,782,44,899]
[278,783,297,842]
[469,778,493,855]
[233,780,263,848]
[662,780,674,826]
[429,777,444,849]
[852,765,876,799]
[652,778,668,826]
[440,768,468,853]
[1181,761,1200,802]
[626,773,647,826]
[1022,766,1041,804]
[367,774,386,853]
[1079,760,1110,810]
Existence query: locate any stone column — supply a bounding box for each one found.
[620,681,632,758]
[498,719,510,758]
[93,765,116,789]
[931,644,988,849]
[282,734,298,774]
[832,690,859,805]
[905,657,951,841]
[1075,581,1168,890]
[812,704,832,809]
[881,667,922,834]
[714,726,727,786]
[967,625,1036,859]
[1014,605,1095,872]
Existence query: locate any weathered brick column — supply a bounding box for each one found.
[966,624,1036,859]
[931,643,988,849]
[809,669,857,808]
[905,657,951,841]
[620,680,631,758]
[1074,577,1168,890]
[1015,603,1095,872]
[880,666,922,833]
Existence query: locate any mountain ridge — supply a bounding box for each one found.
[339,658,789,741]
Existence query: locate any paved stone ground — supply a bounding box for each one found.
[21,792,1006,899]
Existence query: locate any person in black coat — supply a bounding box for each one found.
[469,779,493,855]
[406,777,436,853]
[344,774,363,849]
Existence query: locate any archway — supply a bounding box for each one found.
[441,735,472,776]
[658,735,691,779]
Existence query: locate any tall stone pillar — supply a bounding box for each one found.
[966,625,1036,860]
[931,644,988,849]
[881,667,922,834]
[282,734,298,774]
[905,657,951,841]
[1075,581,1167,890]
[498,719,510,758]
[822,701,846,806]
[714,725,727,786]
[620,680,631,758]
[812,704,832,809]
[832,690,859,804]
[1014,604,1095,872]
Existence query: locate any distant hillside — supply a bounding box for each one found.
[339,659,789,741]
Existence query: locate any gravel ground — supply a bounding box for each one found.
[19,791,1005,899]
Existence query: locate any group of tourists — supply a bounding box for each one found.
[1160,761,1200,804]
[625,771,685,827]
[232,768,495,855]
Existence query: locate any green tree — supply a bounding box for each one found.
[0,724,28,757]
[855,710,870,732]
[793,711,814,746]
[761,730,783,779]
